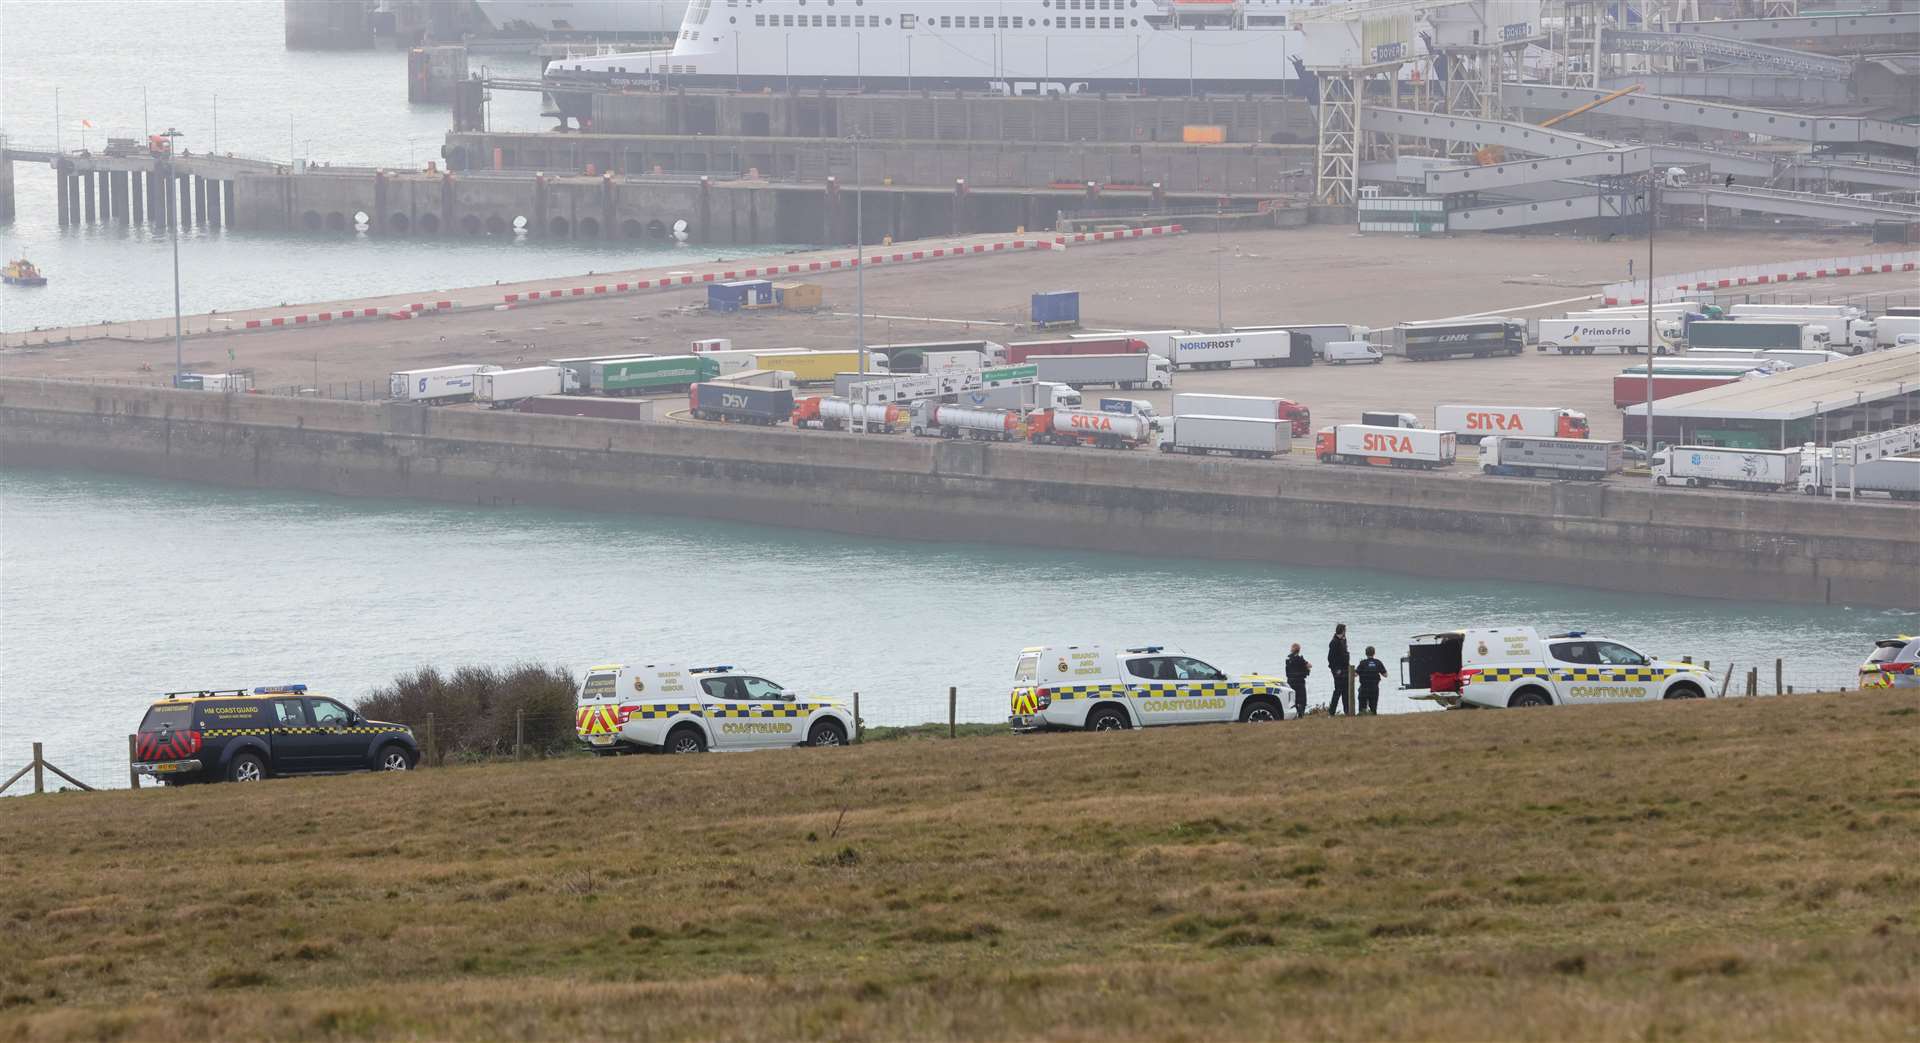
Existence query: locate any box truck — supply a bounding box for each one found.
[1652,446,1799,492]
[1171,330,1313,370]
[1535,318,1676,356]
[1233,323,1371,358]
[1686,320,1824,351]
[1159,415,1292,459]
[390,364,502,404]
[587,355,721,396]
[1173,393,1312,437]
[1030,353,1172,390]
[1479,436,1624,481]
[474,366,574,407]
[1434,405,1590,443]
[1315,425,1457,469]
[1378,320,1525,361]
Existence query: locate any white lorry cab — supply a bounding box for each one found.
[1400,627,1716,708]
[575,663,854,753]
[1008,645,1288,732]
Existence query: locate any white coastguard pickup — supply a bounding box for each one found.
[1008,645,1287,732]
[575,663,855,753]
[1400,627,1716,708]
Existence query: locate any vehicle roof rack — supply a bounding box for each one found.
[253,684,309,694]
[163,689,248,700]
[688,665,735,674]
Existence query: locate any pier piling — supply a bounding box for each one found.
[82,171,96,223]
[130,171,144,224]
[177,172,191,228]
[55,172,70,226]
[110,170,129,224]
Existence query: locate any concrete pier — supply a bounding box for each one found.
[130,171,144,224]
[1,154,14,224]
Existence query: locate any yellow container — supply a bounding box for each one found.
[775,281,823,310]
[1182,125,1226,144]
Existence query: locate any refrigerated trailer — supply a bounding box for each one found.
[1158,415,1291,459]
[390,365,501,404]
[1170,330,1313,370]
[1315,425,1456,469]
[588,355,722,395]
[1535,318,1675,356]
[1799,451,1920,501]
[1173,393,1312,436]
[1030,353,1172,389]
[1233,323,1370,358]
[1686,320,1824,351]
[474,366,574,407]
[1434,405,1590,443]
[1652,446,1799,492]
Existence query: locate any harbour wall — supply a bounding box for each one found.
[3,378,1915,610]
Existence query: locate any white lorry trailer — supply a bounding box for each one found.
[389,364,502,404]
[1170,330,1313,370]
[1315,425,1457,469]
[1172,393,1312,437]
[1726,304,1862,350]
[1030,353,1172,390]
[1479,436,1625,481]
[1850,316,1920,353]
[1799,450,1920,501]
[1234,323,1371,359]
[1535,317,1676,356]
[967,381,1082,412]
[1652,446,1799,492]
[1434,404,1590,443]
[1158,415,1292,459]
[474,366,574,407]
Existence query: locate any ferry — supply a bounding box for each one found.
[542,0,1345,122]
[478,0,690,36]
[3,259,48,287]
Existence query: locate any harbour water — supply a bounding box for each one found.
[1,469,1902,789]
[0,1,765,331]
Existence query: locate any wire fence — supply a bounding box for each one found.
[0,667,1875,797]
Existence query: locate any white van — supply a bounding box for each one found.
[1324,340,1383,365]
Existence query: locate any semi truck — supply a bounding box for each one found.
[1158,415,1291,459]
[1377,319,1525,362]
[965,381,1083,412]
[1652,446,1799,492]
[587,355,721,396]
[1004,336,1144,365]
[1173,393,1312,437]
[1233,323,1370,359]
[1434,405,1589,443]
[754,351,863,385]
[1030,353,1172,390]
[1170,330,1313,370]
[1479,436,1625,481]
[871,348,992,375]
[1685,320,1824,351]
[713,368,793,389]
[1315,425,1457,469]
[474,366,575,407]
[1072,330,1186,357]
[1850,316,1920,352]
[548,354,649,386]
[1027,409,1152,449]
[1726,304,1861,348]
[909,401,1025,441]
[687,383,795,426]
[518,395,648,420]
[1535,317,1675,356]
[1799,450,1920,501]
[792,396,905,433]
[389,364,502,404]
[696,348,809,375]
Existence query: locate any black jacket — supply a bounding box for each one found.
[1355,657,1388,692]
[1285,652,1312,684]
[1328,635,1351,671]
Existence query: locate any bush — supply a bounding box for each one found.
[357,663,577,763]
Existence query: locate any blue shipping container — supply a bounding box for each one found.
[708,283,748,313]
[1032,290,1080,326]
[737,279,775,306]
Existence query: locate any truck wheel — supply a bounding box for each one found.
[1240,697,1282,723]
[1656,476,1668,486]
[1085,706,1130,733]
[1664,684,1704,700]
[665,725,708,754]
[227,752,266,783]
[807,719,848,747]
[1507,688,1553,708]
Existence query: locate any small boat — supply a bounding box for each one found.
[3,259,48,286]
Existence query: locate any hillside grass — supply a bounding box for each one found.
[2,693,1916,1041]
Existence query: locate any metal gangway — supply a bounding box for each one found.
[1667,11,1920,45]
[1602,28,1853,80]
[1499,84,1920,153]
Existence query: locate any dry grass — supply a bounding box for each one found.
[2,693,1916,1041]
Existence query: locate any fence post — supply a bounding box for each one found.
[1747,668,1758,697]
[515,708,525,760]
[128,734,141,790]
[32,742,44,794]
[948,686,957,739]
[425,713,437,768]
[852,692,861,743]
[1775,659,1783,695]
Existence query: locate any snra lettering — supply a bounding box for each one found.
[1069,414,1114,431]
[1465,411,1524,431]
[1362,433,1413,453]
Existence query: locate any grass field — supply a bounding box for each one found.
[2,692,1916,1041]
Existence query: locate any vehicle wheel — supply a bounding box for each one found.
[1664,684,1704,700]
[1085,706,1130,732]
[1240,697,1282,723]
[1507,688,1553,708]
[1656,476,1668,486]
[665,725,708,754]
[227,752,266,783]
[377,744,414,771]
[807,719,848,748]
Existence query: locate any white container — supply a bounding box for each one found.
[969,381,1082,412]
[1536,317,1672,356]
[1322,424,1456,467]
[1323,340,1383,364]
[1434,404,1589,442]
[1160,415,1291,458]
[1480,436,1624,480]
[1030,353,1170,389]
[1360,411,1419,429]
[715,368,793,389]
[390,364,500,402]
[474,366,569,406]
[922,350,988,374]
[1170,330,1303,370]
[1653,446,1798,491]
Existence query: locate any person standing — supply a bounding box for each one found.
[1327,624,1351,717]
[1355,646,1388,716]
[1284,643,1312,720]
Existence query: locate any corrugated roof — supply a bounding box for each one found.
[1622,345,1920,420]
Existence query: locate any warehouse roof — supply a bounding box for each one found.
[1622,345,1920,421]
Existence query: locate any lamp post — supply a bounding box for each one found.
[161,128,185,386]
[1640,158,1658,472]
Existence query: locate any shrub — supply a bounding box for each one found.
[357,663,577,763]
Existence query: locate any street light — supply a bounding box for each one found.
[1637,157,1658,473]
[160,128,185,386]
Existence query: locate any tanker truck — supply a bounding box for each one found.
[791,396,904,433]
[1027,408,1153,450]
[909,401,1025,442]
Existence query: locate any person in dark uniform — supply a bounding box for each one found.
[1284,643,1312,720]
[1355,646,1388,716]
[1327,623,1351,717]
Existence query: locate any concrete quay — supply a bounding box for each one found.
[3,378,1914,610]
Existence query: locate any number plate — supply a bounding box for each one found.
[589,734,615,746]
[153,762,179,772]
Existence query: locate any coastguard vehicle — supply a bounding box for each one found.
[131,684,418,783]
[1008,645,1287,733]
[1859,636,1919,689]
[575,663,854,754]
[1399,627,1716,708]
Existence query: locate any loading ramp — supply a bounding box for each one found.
[1660,183,1920,223]
[1668,12,1920,45]
[1423,147,1650,194]
[1499,84,1920,153]
[1357,108,1613,158]
[1603,29,1852,80]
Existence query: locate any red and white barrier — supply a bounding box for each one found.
[1602,249,1920,306]
[241,306,384,330]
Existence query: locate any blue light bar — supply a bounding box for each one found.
[253,684,309,694]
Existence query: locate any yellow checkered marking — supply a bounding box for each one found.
[202,728,270,737]
[630,703,702,721]
[1052,683,1129,702]
[706,703,831,719]
[1554,668,1677,683]
[1134,682,1264,698]
[200,727,402,737]
[1468,668,1550,683]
